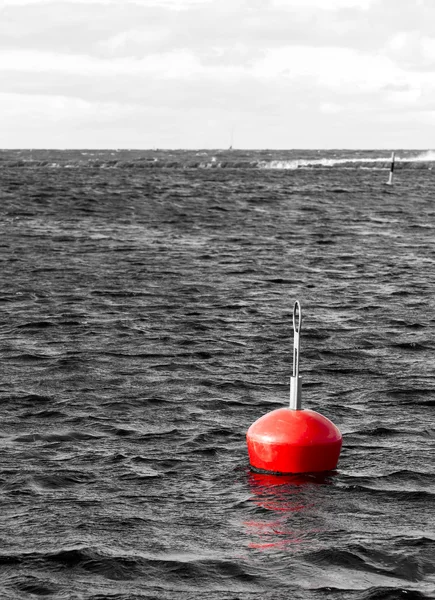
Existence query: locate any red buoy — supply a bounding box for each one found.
[246,302,342,474]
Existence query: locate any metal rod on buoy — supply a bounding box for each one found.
[246,300,342,474]
[289,301,302,410]
[387,151,395,185]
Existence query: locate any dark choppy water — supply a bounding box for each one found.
[0,149,434,599]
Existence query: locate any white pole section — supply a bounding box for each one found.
[289,301,302,410]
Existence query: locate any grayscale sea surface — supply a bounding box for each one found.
[0,148,434,599]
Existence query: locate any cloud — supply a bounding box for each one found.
[385,31,435,69]
[1,0,434,147]
[97,28,172,55]
[0,91,130,122]
[2,39,434,106]
[0,43,415,95]
[0,48,205,78]
[0,0,214,7]
[254,46,392,88]
[0,0,391,59]
[320,102,343,114]
[271,0,376,9]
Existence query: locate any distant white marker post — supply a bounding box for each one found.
[387,151,395,186]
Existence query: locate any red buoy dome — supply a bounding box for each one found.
[247,407,342,474]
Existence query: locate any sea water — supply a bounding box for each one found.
[0,149,434,599]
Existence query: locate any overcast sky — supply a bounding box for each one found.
[1,0,434,149]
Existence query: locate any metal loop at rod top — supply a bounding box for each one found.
[292,301,302,378]
[293,301,302,334]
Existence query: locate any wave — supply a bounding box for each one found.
[0,546,261,586]
[1,151,434,171]
[407,150,435,161]
[257,151,435,170]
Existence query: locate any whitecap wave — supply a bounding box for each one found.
[259,156,396,170]
[407,150,435,162]
[259,151,435,169]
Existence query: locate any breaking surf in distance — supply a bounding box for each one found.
[1,148,434,171]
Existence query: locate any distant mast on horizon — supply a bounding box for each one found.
[229,126,234,150]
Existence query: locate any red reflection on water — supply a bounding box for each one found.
[244,470,334,550]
